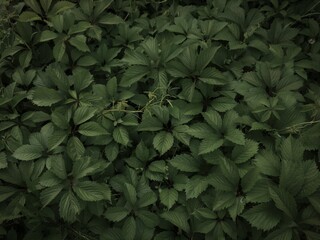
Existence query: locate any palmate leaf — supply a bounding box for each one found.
[59,191,81,223]
[242,203,282,231]
[153,131,174,155]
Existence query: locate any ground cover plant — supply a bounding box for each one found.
[0,0,320,239]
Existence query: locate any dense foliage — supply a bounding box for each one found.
[1,0,320,239]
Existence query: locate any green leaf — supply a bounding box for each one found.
[161,207,190,233]
[255,150,280,176]
[225,129,245,145]
[46,155,67,180]
[53,41,66,62]
[99,13,124,25]
[0,186,18,202]
[228,197,245,221]
[72,68,94,93]
[73,181,110,201]
[105,142,119,162]
[73,106,96,125]
[119,66,149,87]
[47,130,68,151]
[105,207,130,222]
[49,1,75,15]
[72,157,108,179]
[19,11,41,22]
[137,117,163,131]
[280,136,304,162]
[59,191,80,223]
[299,160,320,197]
[199,135,224,155]
[136,210,159,228]
[153,131,174,155]
[12,145,43,161]
[187,123,212,139]
[39,171,63,187]
[123,183,137,207]
[32,87,64,106]
[137,191,157,208]
[69,35,90,52]
[122,216,136,240]
[159,188,178,209]
[40,184,64,207]
[0,152,7,169]
[77,55,97,66]
[202,110,222,130]
[232,139,259,163]
[67,137,85,160]
[39,30,58,42]
[78,122,108,136]
[269,186,298,219]
[242,203,282,231]
[169,154,200,172]
[196,46,220,72]
[113,126,129,146]
[185,176,209,199]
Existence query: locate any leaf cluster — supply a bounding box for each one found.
[0,0,320,239]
